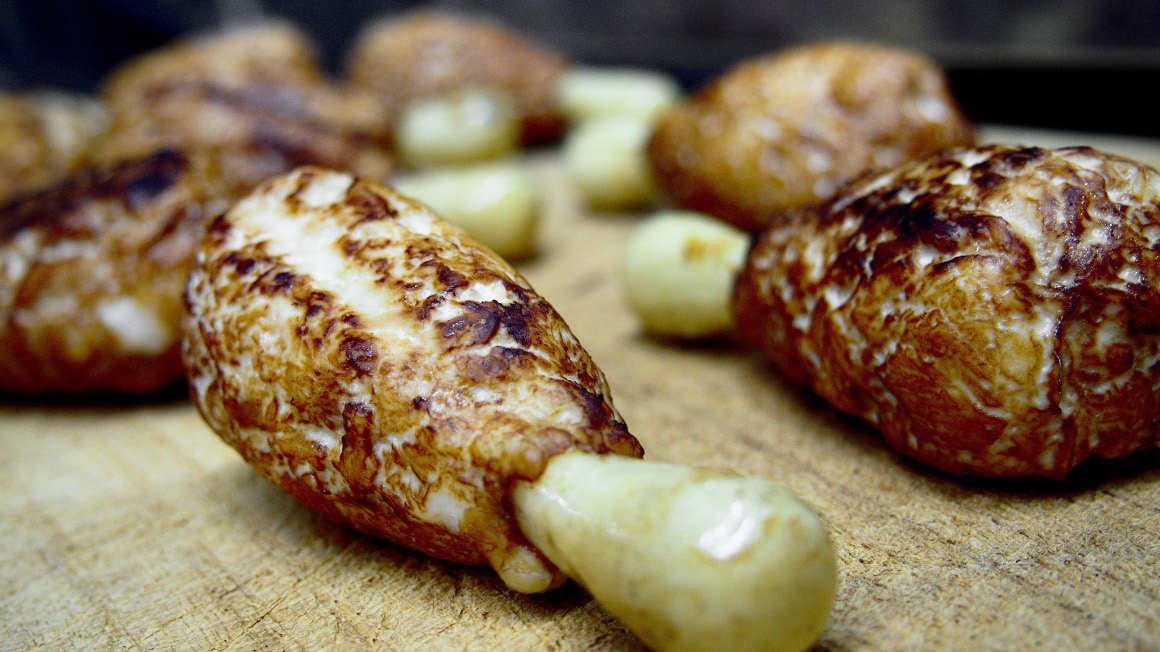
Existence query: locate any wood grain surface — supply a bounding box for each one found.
[3,127,1159,651]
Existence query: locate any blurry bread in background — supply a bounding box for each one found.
[0,147,269,395]
[97,20,394,182]
[648,40,975,232]
[346,10,569,146]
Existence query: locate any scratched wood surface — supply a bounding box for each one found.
[2,127,1159,651]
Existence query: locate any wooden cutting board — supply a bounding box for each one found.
[3,127,1159,651]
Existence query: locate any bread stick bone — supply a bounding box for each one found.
[391,162,538,260]
[620,210,749,339]
[516,452,837,652]
[395,88,520,167]
[183,167,836,652]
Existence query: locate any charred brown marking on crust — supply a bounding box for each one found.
[497,299,536,348]
[341,336,378,374]
[339,401,379,495]
[433,262,469,290]
[436,299,541,350]
[206,213,233,237]
[564,380,630,434]
[345,181,399,221]
[439,301,503,345]
[457,346,530,382]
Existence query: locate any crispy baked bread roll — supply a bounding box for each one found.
[182,167,641,591]
[733,145,1160,479]
[346,10,568,145]
[649,41,974,232]
[0,148,261,395]
[96,80,394,183]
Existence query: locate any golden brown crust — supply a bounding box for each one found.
[346,10,568,144]
[0,148,246,395]
[733,144,1160,479]
[182,167,641,587]
[649,40,974,232]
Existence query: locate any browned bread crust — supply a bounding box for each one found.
[100,20,327,108]
[0,91,108,202]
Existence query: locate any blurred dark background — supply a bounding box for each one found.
[2,0,1159,135]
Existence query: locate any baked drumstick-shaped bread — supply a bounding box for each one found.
[0,147,259,395]
[732,145,1160,479]
[182,168,837,652]
[97,20,394,182]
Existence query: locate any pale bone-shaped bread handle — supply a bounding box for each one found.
[514,452,838,652]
